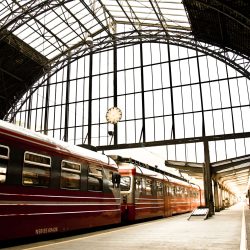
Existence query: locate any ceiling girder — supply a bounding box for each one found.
[166,164,203,174]
[79,0,114,39]
[148,0,169,36]
[211,156,250,173]
[60,3,92,36]
[114,0,140,34]
[216,166,250,178]
[0,0,249,195]
[55,31,250,80]
[97,0,116,24]
[16,2,69,51]
[0,0,73,43]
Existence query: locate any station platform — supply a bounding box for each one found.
[4,202,249,250]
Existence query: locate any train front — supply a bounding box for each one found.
[118,162,136,222]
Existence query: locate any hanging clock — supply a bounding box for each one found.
[106,107,122,124]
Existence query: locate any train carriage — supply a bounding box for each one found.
[0,120,204,242]
[0,120,121,241]
[168,178,202,215]
[118,162,167,221]
[113,156,203,222]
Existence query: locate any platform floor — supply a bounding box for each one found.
[4,202,249,250]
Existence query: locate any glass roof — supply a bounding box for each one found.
[0,0,190,60]
[1,1,249,196]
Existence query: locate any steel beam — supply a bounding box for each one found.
[214,181,220,212]
[203,140,214,216]
[64,55,71,142]
[88,52,93,145]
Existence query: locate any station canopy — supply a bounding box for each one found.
[0,0,249,123]
[0,0,249,101]
[0,0,250,195]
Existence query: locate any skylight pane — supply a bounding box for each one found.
[1,0,192,59]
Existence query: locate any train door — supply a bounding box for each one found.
[120,171,134,221]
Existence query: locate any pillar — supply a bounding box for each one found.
[213,181,220,212]
[203,140,214,216]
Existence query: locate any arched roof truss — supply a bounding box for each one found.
[0,0,250,196]
[1,0,249,123]
[1,0,249,67]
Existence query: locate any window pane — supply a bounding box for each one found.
[121,176,131,191]
[61,160,81,189]
[146,178,153,195]
[88,165,103,191]
[0,159,8,183]
[23,152,51,187]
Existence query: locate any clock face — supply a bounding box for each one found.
[106,107,122,124]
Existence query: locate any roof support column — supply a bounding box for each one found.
[213,180,220,212]
[139,42,146,143]
[203,139,215,216]
[167,42,175,139]
[219,184,224,210]
[64,54,71,142]
[26,91,32,129]
[195,48,214,215]
[113,42,118,145]
[88,52,93,145]
[44,73,50,135]
[248,190,250,209]
[221,187,226,209]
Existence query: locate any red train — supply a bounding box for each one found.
[0,120,203,242]
[112,156,203,222]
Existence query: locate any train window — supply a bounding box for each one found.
[61,160,81,190]
[179,187,184,197]
[135,177,142,191]
[0,145,9,183]
[184,188,188,197]
[141,178,146,191]
[146,178,152,195]
[156,181,163,196]
[178,187,183,197]
[120,176,131,191]
[194,191,198,198]
[0,145,9,158]
[22,152,51,187]
[88,165,103,191]
[175,186,179,196]
[173,186,177,196]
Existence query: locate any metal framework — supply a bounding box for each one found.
[0,0,249,72]
[0,0,250,208]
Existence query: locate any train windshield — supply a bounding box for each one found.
[120,176,131,191]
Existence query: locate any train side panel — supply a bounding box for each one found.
[170,183,193,215]
[0,186,120,241]
[0,125,121,241]
[164,183,172,217]
[118,162,203,221]
[120,167,164,221]
[133,176,165,220]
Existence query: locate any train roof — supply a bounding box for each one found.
[0,120,117,168]
[110,155,191,186]
[118,161,191,187]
